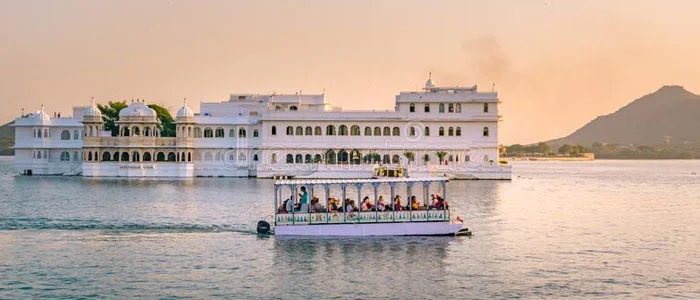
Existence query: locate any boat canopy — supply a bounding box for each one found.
[274,177,448,187]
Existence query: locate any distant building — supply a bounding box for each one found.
[12,77,511,179]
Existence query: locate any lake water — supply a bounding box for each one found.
[1,157,699,299]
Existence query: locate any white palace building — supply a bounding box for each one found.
[12,78,511,179]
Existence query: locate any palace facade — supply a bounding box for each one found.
[13,78,511,179]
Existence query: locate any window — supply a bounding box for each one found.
[304,154,311,163]
[456,103,462,113]
[60,130,70,140]
[296,126,303,136]
[194,127,202,138]
[37,129,42,138]
[425,127,430,136]
[295,154,302,163]
[439,127,445,136]
[271,126,277,136]
[392,127,400,136]
[228,129,235,138]
[44,129,49,138]
[275,105,282,111]
[73,130,79,140]
[483,127,489,137]
[88,152,92,161]
[239,128,247,138]
[305,126,312,136]
[465,155,470,162]
[448,127,454,136]
[383,127,390,136]
[448,103,454,113]
[424,103,430,113]
[286,126,293,135]
[253,130,259,137]
[132,152,140,162]
[289,106,298,111]
[391,154,400,164]
[338,125,348,136]
[156,152,165,161]
[272,153,277,163]
[73,152,79,161]
[253,154,258,161]
[364,126,372,136]
[326,125,336,136]
[60,151,70,161]
[168,152,176,161]
[143,152,152,161]
[314,154,322,163]
[132,126,140,136]
[144,127,151,137]
[314,126,322,136]
[350,125,360,136]
[484,154,489,162]
[409,127,416,136]
[483,103,489,113]
[102,152,110,161]
[439,103,445,113]
[409,103,415,112]
[374,127,381,136]
[456,127,461,136]
[204,128,213,138]
[215,128,224,138]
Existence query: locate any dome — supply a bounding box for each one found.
[176,99,194,118]
[425,78,436,89]
[119,101,157,118]
[84,99,102,117]
[30,110,51,122]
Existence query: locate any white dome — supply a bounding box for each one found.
[425,78,436,89]
[177,104,194,118]
[30,110,51,122]
[119,101,157,118]
[84,99,102,117]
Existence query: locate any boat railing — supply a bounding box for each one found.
[275,209,450,226]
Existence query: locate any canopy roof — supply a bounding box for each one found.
[274,177,448,186]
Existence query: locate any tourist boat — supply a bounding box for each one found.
[257,177,470,236]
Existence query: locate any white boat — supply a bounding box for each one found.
[257,177,470,237]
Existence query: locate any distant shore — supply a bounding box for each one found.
[505,156,594,162]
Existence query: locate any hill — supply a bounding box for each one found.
[0,121,14,156]
[548,85,700,148]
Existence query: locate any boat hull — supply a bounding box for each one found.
[274,222,463,237]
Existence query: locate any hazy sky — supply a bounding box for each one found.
[2,0,700,144]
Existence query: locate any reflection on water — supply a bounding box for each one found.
[0,158,699,298]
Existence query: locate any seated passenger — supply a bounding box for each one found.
[285,198,294,213]
[312,197,325,213]
[278,199,289,214]
[434,196,448,210]
[360,196,373,211]
[410,196,421,210]
[429,194,438,209]
[376,195,386,212]
[346,199,358,212]
[393,196,403,211]
[328,198,340,212]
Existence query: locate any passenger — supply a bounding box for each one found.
[328,198,340,212]
[376,195,386,211]
[430,194,438,209]
[278,199,289,213]
[410,196,420,210]
[360,196,373,211]
[312,197,324,213]
[285,197,294,213]
[393,196,403,211]
[345,199,358,212]
[434,196,448,210]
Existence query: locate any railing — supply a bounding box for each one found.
[275,209,450,226]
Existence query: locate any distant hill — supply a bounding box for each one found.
[548,85,700,148]
[0,121,14,156]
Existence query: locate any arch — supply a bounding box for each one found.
[180,152,186,162]
[132,152,140,162]
[409,127,416,136]
[73,151,79,162]
[286,154,294,163]
[204,127,213,138]
[188,152,192,162]
[314,126,322,136]
[286,126,294,135]
[383,127,390,136]
[228,128,235,138]
[392,127,400,136]
[187,127,192,137]
[326,125,336,136]
[275,105,282,111]
[465,154,470,162]
[295,126,303,136]
[121,152,129,161]
[456,127,461,136]
[271,126,277,135]
[392,154,400,164]
[425,127,430,136]
[409,103,415,112]
[143,152,152,161]
[338,125,348,136]
[350,149,361,164]
[289,105,298,111]
[156,152,165,162]
[144,127,151,137]
[122,127,130,136]
[295,154,302,163]
[313,154,322,163]
[364,126,372,136]
[44,128,49,138]
[60,130,70,140]
[304,154,312,163]
[374,127,381,136]
[74,130,79,140]
[253,154,258,161]
[132,126,140,136]
[456,103,462,113]
[382,154,390,164]
[439,127,445,136]
[448,103,454,113]
[484,154,490,162]
[239,128,247,138]
[449,155,454,162]
[61,151,71,161]
[424,103,430,113]
[448,127,454,136]
[439,103,445,113]
[112,151,118,161]
[338,149,349,164]
[272,153,277,163]
[483,127,489,137]
[350,125,360,136]
[101,152,110,161]
[168,152,177,162]
[305,126,313,136]
[483,103,489,113]
[194,127,202,138]
[253,129,259,137]
[87,152,93,161]
[326,149,336,164]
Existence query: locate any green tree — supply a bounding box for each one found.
[403,151,415,164]
[558,144,573,155]
[97,101,128,136]
[436,151,447,165]
[537,142,552,154]
[148,104,176,137]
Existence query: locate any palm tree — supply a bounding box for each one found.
[403,151,415,164]
[436,151,447,165]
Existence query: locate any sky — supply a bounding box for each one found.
[2,0,700,144]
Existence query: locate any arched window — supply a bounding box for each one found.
[132,152,140,162]
[253,129,259,137]
[271,126,277,136]
[132,126,140,136]
[364,126,372,136]
[144,127,151,137]
[271,153,277,163]
[228,129,235,138]
[483,127,489,137]
[392,127,400,136]
[253,154,258,161]
[275,105,282,111]
[350,125,360,136]
[484,154,490,162]
[425,127,430,136]
[194,127,202,138]
[285,154,294,163]
[383,127,390,136]
[374,127,381,136]
[483,103,489,113]
[424,103,430,113]
[87,152,93,161]
[448,103,454,113]
[156,152,165,161]
[448,127,454,136]
[304,154,312,163]
[112,152,118,161]
[449,155,454,162]
[294,154,302,163]
[121,152,129,161]
[305,126,312,136]
[314,154,322,163]
[392,154,400,164]
[409,103,415,112]
[296,126,303,136]
[314,126,322,136]
[286,126,294,135]
[326,125,336,136]
[167,152,177,161]
[382,154,390,164]
[60,130,70,140]
[215,127,224,138]
[73,130,79,140]
[456,127,461,136]
[44,129,49,138]
[326,149,336,164]
[73,151,79,161]
[60,151,70,161]
[338,149,348,164]
[289,106,298,111]
[338,125,348,136]
[409,127,416,136]
[239,128,247,138]
[439,127,445,136]
[439,103,445,113]
[456,103,462,113]
[101,152,110,161]
[143,152,151,161]
[188,152,192,162]
[204,128,213,138]
[122,127,129,136]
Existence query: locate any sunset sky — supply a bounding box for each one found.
[2,0,700,144]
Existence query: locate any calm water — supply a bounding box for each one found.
[0,157,699,299]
